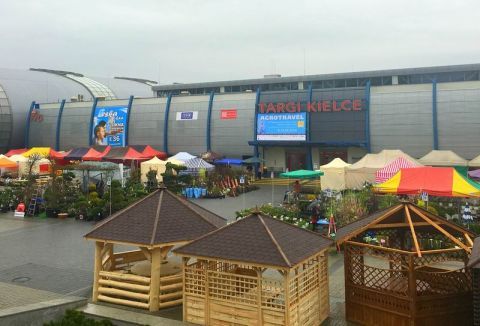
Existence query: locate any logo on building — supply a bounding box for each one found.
[176,111,198,121]
[220,109,237,120]
[258,100,363,113]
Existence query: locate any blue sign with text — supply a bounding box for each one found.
[92,106,128,146]
[256,113,306,141]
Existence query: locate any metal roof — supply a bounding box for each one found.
[152,63,480,91]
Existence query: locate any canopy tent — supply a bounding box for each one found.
[374,167,480,197]
[64,147,90,161]
[346,149,421,189]
[242,156,265,164]
[0,157,17,169]
[183,157,214,173]
[200,151,223,162]
[214,158,243,166]
[469,154,480,167]
[5,148,27,157]
[419,150,468,166]
[319,158,351,191]
[375,157,420,183]
[77,161,119,170]
[131,145,167,160]
[280,169,323,179]
[22,147,68,159]
[102,147,148,161]
[170,152,196,163]
[83,146,110,161]
[165,157,185,166]
[140,156,167,183]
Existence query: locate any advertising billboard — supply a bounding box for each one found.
[257,113,306,141]
[92,106,128,146]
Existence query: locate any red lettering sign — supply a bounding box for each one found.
[31,110,44,122]
[259,99,363,114]
[220,109,237,119]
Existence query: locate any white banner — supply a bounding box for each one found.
[176,111,198,121]
[257,134,306,141]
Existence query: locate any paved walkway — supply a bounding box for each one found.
[0,185,352,324]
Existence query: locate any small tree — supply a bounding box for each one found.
[146,169,158,192]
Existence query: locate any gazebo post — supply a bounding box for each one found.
[149,247,162,312]
[283,269,290,325]
[92,241,104,302]
[408,253,417,322]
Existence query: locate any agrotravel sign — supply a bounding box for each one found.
[258,99,363,113]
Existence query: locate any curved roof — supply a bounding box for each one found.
[0,68,90,149]
[93,77,155,98]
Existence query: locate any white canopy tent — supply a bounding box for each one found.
[319,158,351,191]
[469,154,480,168]
[345,150,421,189]
[419,150,468,166]
[169,152,196,163]
[140,157,167,183]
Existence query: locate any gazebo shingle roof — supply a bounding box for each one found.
[84,189,226,246]
[174,213,333,268]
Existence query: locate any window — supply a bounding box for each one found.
[346,78,358,87]
[335,79,346,88]
[398,75,409,84]
[370,77,382,86]
[323,80,334,89]
[465,71,479,81]
[382,76,392,85]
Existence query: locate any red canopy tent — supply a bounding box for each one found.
[102,147,148,161]
[5,148,27,157]
[83,146,111,161]
[140,145,167,160]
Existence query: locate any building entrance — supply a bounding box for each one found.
[286,151,306,171]
[319,149,348,165]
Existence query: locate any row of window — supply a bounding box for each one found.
[156,70,480,97]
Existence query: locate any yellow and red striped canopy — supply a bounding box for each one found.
[374,167,480,197]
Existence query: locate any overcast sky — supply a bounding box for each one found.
[1,0,479,84]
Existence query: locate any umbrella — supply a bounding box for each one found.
[214,158,243,165]
[242,157,265,164]
[280,170,324,179]
[374,167,480,197]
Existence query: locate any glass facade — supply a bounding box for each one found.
[66,74,117,100]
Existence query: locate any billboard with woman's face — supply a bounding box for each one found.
[92,106,128,146]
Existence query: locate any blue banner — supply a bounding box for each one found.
[92,106,128,146]
[257,113,306,141]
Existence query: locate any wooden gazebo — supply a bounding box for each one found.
[468,237,480,326]
[336,202,474,326]
[174,212,333,325]
[84,188,226,312]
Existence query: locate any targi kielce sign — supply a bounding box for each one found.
[258,99,363,113]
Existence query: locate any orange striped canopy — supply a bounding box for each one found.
[0,157,17,168]
[374,167,480,197]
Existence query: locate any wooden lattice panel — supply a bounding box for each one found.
[415,267,472,296]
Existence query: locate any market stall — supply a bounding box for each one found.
[84,188,226,312]
[319,158,350,191]
[375,156,421,183]
[346,150,421,189]
[374,167,480,197]
[169,152,196,163]
[183,157,214,174]
[336,203,474,325]
[174,212,333,325]
[419,150,468,166]
[140,157,167,183]
[5,148,27,157]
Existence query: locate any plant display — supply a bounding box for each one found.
[236,204,310,229]
[44,309,113,326]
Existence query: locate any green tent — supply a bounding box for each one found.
[280,169,323,179]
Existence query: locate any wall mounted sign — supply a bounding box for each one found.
[176,111,198,121]
[256,113,306,141]
[92,106,128,146]
[258,100,363,113]
[220,109,237,120]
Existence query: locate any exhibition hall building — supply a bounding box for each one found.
[1,63,480,171]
